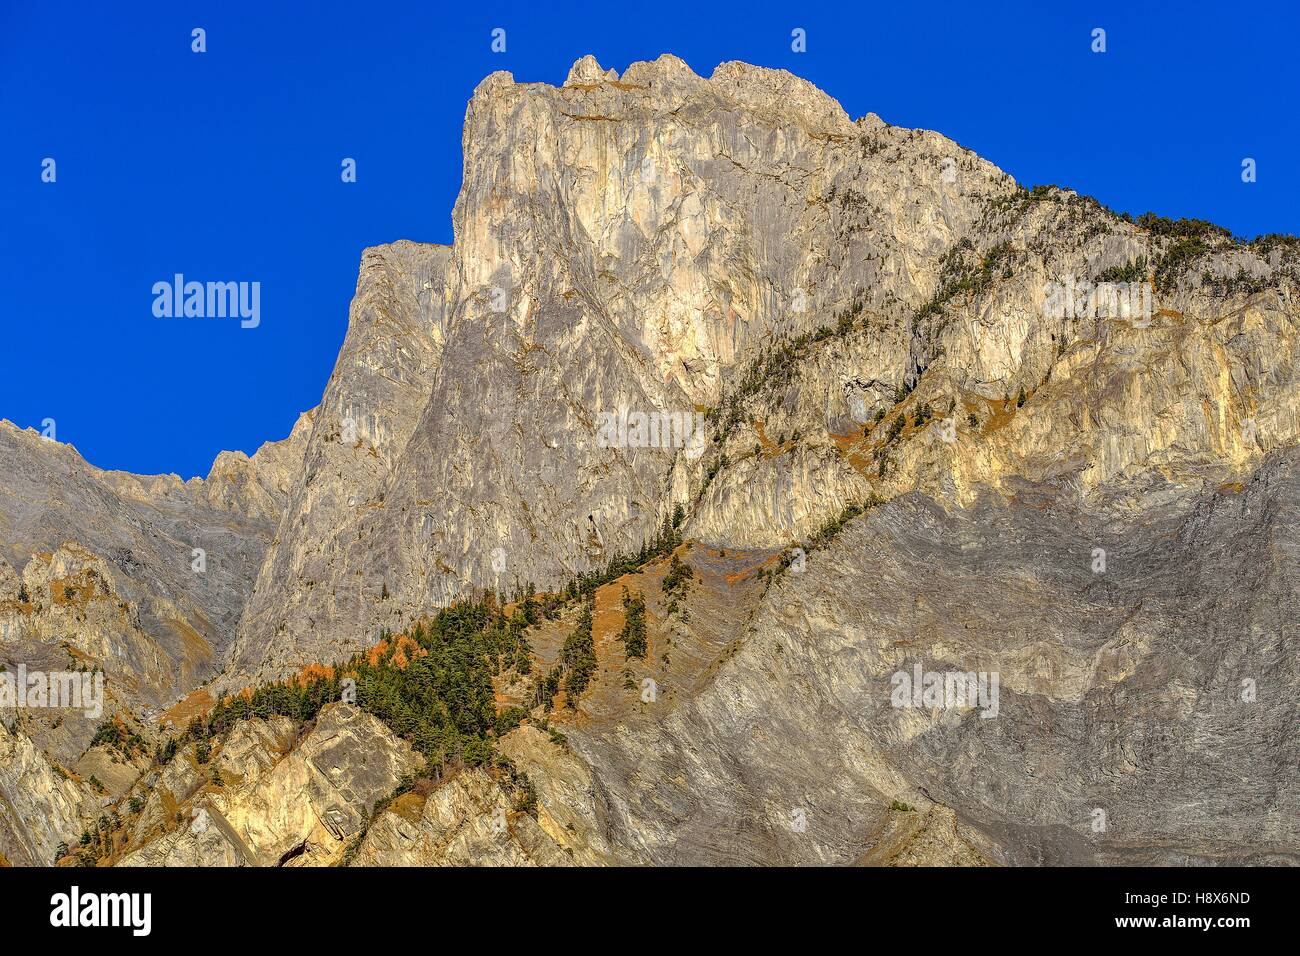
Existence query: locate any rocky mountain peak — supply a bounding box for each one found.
[564,54,620,86]
[709,59,853,129]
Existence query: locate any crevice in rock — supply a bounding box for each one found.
[276,840,308,866]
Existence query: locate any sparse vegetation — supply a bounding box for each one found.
[702,292,867,450]
[915,240,1015,322]
[809,497,884,548]
[1200,265,1271,296]
[662,553,695,618]
[89,718,147,759]
[1131,212,1294,290]
[558,600,597,705]
[1095,256,1147,283]
[764,496,887,586]
[553,514,683,605]
[885,415,905,443]
[1155,236,1216,289]
[662,553,694,597]
[1135,213,1232,242]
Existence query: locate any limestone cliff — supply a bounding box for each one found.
[223,54,1300,689]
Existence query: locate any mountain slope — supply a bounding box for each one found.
[2,54,1297,867]
[0,413,310,864]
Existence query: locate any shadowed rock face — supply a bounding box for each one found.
[531,455,1299,865]
[0,415,310,705]
[223,242,452,683]
[2,55,1298,866]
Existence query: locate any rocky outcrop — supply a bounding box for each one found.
[0,718,97,867]
[496,725,621,865]
[857,804,995,867]
[114,706,584,867]
[350,766,571,867]
[119,704,421,867]
[195,410,315,521]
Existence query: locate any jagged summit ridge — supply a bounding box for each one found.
[489,52,866,132]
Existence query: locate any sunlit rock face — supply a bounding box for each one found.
[220,56,1300,688]
[224,53,1019,684]
[118,704,421,867]
[210,55,1300,864]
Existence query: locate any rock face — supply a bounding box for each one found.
[0,718,97,866]
[525,457,1299,865]
[221,54,1300,689]
[119,704,421,867]
[2,55,1298,866]
[350,766,572,867]
[225,242,451,683]
[0,413,309,864]
[221,53,1021,684]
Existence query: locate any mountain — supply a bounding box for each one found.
[2,54,1297,867]
[0,411,310,864]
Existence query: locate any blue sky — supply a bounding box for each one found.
[2,0,1297,479]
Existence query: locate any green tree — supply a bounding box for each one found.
[617,587,648,660]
